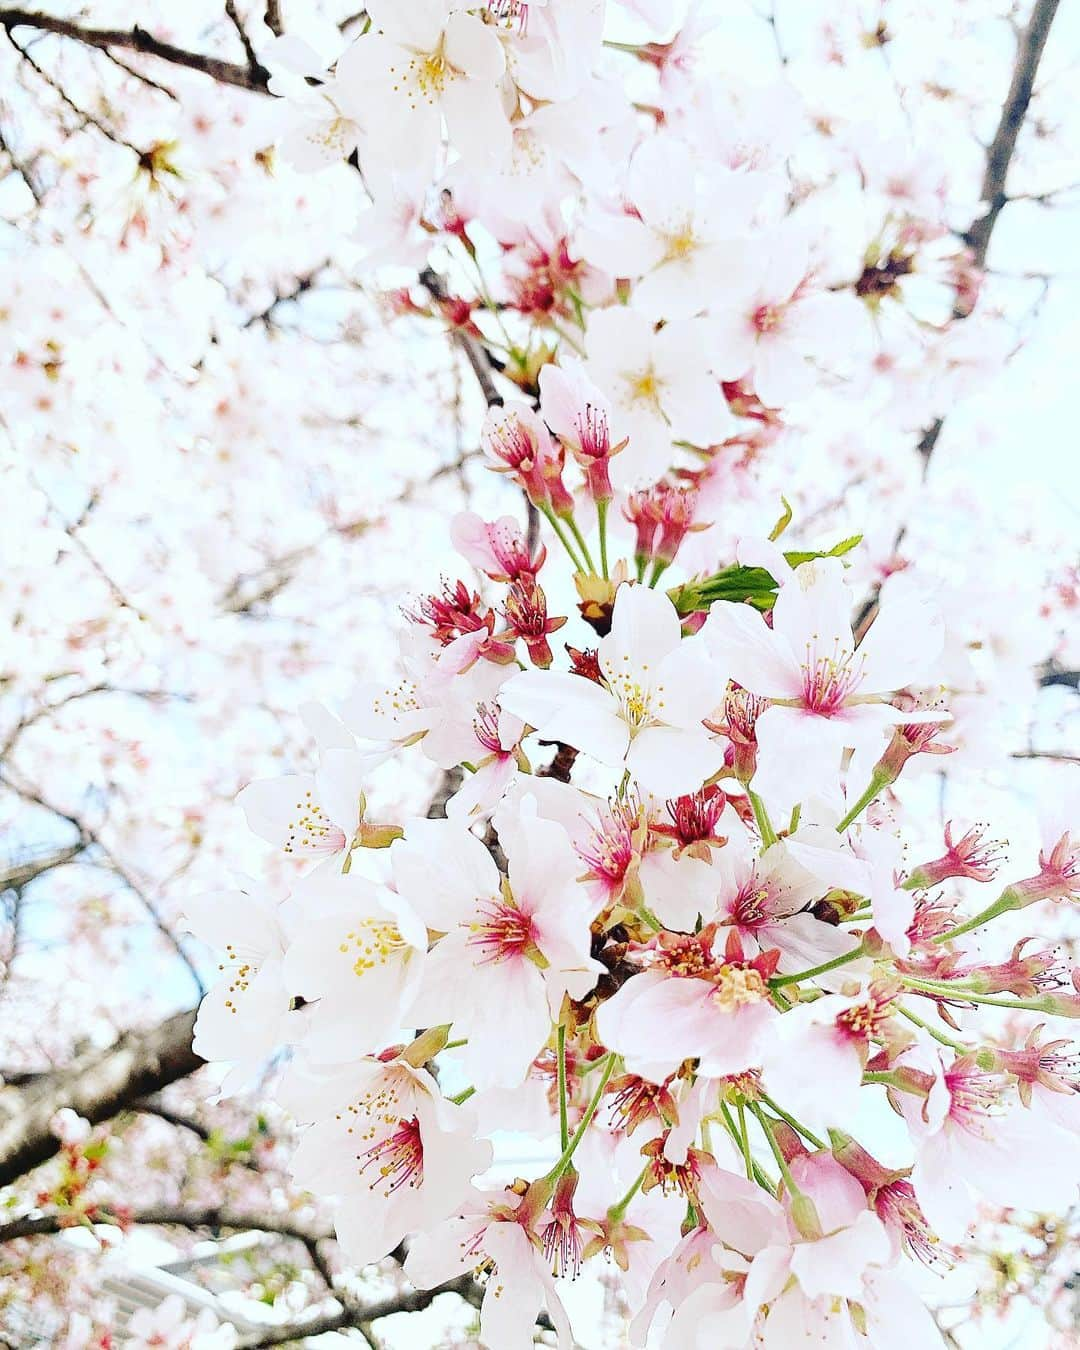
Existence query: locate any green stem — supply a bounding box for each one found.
[757,1092,825,1150]
[565,515,596,573]
[542,507,586,572]
[835,771,890,834]
[647,559,670,589]
[556,1023,570,1152]
[861,1071,926,1094]
[546,1054,616,1182]
[597,498,610,580]
[736,1101,754,1181]
[748,790,778,850]
[932,888,1023,944]
[896,1004,971,1055]
[450,1086,475,1105]
[901,975,1061,1014]
[608,1165,648,1221]
[749,1104,802,1197]
[444,1038,468,1051]
[770,944,865,989]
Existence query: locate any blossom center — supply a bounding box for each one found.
[709,964,766,1009]
[284,789,347,856]
[220,942,253,1015]
[466,896,540,965]
[661,223,698,261]
[752,302,784,333]
[358,1115,424,1195]
[799,646,864,715]
[340,921,406,976]
[603,658,663,734]
[627,367,663,409]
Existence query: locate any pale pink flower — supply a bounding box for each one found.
[596,928,777,1083]
[577,135,764,319]
[184,881,295,1066]
[705,559,945,811]
[405,1189,575,1350]
[336,1,510,175]
[392,803,602,1087]
[584,308,734,487]
[278,1053,491,1266]
[707,225,870,404]
[236,749,375,868]
[282,872,428,1062]
[900,1050,1080,1242]
[502,583,727,798]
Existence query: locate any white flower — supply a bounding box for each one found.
[336,1,510,177]
[577,135,765,319]
[236,749,375,868]
[584,308,734,488]
[705,558,946,811]
[392,803,602,1088]
[279,1052,491,1266]
[184,882,295,1066]
[502,583,726,797]
[707,223,871,404]
[283,873,427,1062]
[405,1190,575,1350]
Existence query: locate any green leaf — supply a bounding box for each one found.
[768,496,793,542]
[670,535,863,616]
[782,534,862,568]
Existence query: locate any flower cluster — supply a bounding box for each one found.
[175,4,1080,1345]
[189,428,1080,1346]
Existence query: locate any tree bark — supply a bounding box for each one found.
[0,1008,200,1188]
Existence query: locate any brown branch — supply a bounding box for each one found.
[419,267,504,410]
[0,1204,330,1246]
[964,0,1063,267]
[0,843,87,893]
[0,10,270,93]
[0,123,42,202]
[0,1009,200,1188]
[236,1275,482,1349]
[264,1,283,37]
[854,0,1063,630]
[224,0,260,71]
[5,28,142,153]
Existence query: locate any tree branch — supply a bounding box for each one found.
[0,843,86,893]
[0,1203,330,1246]
[236,1276,482,1349]
[0,10,270,93]
[420,267,504,410]
[854,0,1063,633]
[0,1009,200,1188]
[964,0,1063,267]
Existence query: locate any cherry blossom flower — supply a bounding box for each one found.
[278,1050,492,1265]
[761,983,901,1132]
[445,701,526,820]
[282,873,428,1062]
[596,927,778,1082]
[236,749,375,869]
[502,583,726,797]
[705,558,946,810]
[336,1,510,177]
[183,882,295,1066]
[391,805,602,1087]
[584,308,734,486]
[577,135,764,319]
[126,1295,230,1350]
[899,1051,1080,1241]
[404,1188,575,1350]
[707,224,871,404]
